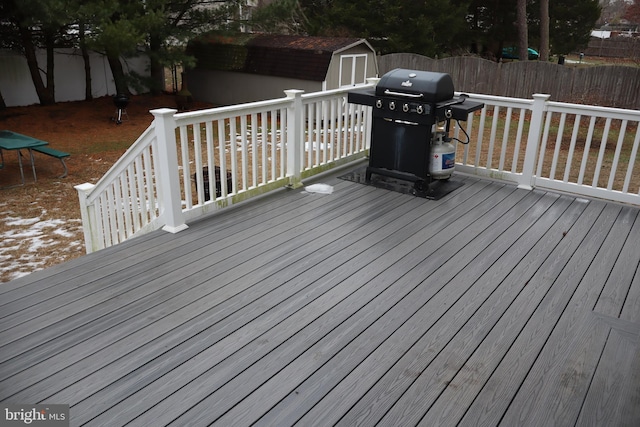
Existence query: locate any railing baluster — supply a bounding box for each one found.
[106,185,117,245]
[240,115,248,191]
[307,102,314,169]
[260,111,268,184]
[217,119,228,196]
[315,101,321,167]
[144,144,157,222]
[607,120,627,191]
[355,104,364,154]
[280,106,287,179]
[487,105,499,169]
[577,116,597,186]
[549,112,567,180]
[179,125,191,207]
[127,163,140,231]
[349,103,356,155]
[461,113,472,165]
[270,110,277,181]
[475,107,487,168]
[337,99,344,158]
[99,192,109,249]
[592,118,612,188]
[205,121,215,201]
[563,114,581,183]
[511,108,526,173]
[623,126,640,194]
[119,173,132,239]
[229,117,238,193]
[329,99,337,162]
[499,107,512,171]
[251,113,258,188]
[193,123,204,207]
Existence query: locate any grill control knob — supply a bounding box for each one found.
[389,101,396,110]
[375,99,383,109]
[402,104,409,113]
[416,105,424,114]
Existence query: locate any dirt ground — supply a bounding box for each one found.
[0,94,212,283]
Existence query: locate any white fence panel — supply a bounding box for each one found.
[0,48,149,107]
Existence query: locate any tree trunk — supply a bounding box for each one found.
[106,49,130,96]
[149,34,164,95]
[45,30,55,101]
[540,0,550,61]
[19,26,55,105]
[0,89,6,110]
[79,22,93,101]
[517,0,528,61]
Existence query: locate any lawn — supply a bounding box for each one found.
[0,94,212,283]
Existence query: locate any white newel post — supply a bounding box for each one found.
[75,182,98,254]
[151,108,189,234]
[285,89,305,188]
[519,94,551,190]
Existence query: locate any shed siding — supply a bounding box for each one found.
[187,69,322,106]
[188,35,378,106]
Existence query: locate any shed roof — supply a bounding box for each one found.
[188,33,374,81]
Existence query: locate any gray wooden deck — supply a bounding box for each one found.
[1,166,639,427]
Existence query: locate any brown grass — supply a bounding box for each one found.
[0,94,212,283]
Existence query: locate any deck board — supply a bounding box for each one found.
[0,168,639,427]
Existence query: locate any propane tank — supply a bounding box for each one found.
[430,123,456,179]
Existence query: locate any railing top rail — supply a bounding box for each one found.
[85,125,156,204]
[173,96,293,127]
[458,92,535,109]
[546,100,640,120]
[301,82,377,102]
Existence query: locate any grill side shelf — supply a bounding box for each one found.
[347,88,377,107]
[436,98,485,121]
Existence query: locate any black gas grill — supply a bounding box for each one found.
[348,68,483,198]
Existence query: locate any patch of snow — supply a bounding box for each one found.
[1,214,84,283]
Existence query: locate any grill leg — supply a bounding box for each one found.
[113,108,128,124]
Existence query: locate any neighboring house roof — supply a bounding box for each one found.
[187,33,375,81]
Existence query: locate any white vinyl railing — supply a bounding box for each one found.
[76,83,374,253]
[77,85,640,253]
[455,93,640,205]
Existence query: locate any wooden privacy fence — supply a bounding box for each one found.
[584,37,640,58]
[379,54,640,110]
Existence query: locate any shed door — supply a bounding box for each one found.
[339,54,368,87]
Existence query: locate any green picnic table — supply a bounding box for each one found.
[0,130,70,187]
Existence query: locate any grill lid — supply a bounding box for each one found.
[376,69,454,103]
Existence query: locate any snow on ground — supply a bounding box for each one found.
[0,206,84,283]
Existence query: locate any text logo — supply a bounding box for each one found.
[1,405,69,427]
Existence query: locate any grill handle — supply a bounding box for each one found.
[383,90,423,99]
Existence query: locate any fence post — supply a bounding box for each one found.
[151,108,189,234]
[519,93,551,190]
[285,89,305,188]
[75,182,98,253]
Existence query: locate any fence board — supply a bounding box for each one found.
[379,54,640,109]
